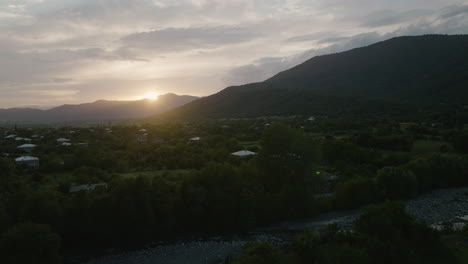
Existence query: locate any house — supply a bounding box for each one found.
[316,171,338,182]
[4,134,16,139]
[308,116,316,121]
[231,150,257,157]
[23,138,32,142]
[17,144,37,153]
[57,138,70,143]
[15,137,24,141]
[62,142,72,147]
[139,128,148,133]
[189,137,201,141]
[15,156,40,168]
[136,134,147,143]
[69,183,108,193]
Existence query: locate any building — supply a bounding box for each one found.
[15,156,40,168]
[189,137,201,141]
[231,150,257,157]
[69,183,108,193]
[17,144,37,153]
[136,134,147,143]
[62,142,72,147]
[4,134,16,139]
[57,138,70,143]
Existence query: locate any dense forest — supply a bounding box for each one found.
[2,111,468,263]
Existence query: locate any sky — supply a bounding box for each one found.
[1,0,468,108]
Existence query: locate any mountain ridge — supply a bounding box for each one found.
[0,93,198,123]
[152,34,468,120]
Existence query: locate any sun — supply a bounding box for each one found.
[144,92,159,101]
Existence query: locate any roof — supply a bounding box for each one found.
[62,142,72,146]
[4,134,16,139]
[15,156,39,162]
[18,144,37,148]
[231,150,257,157]
[57,138,70,142]
[69,183,107,193]
[190,137,201,141]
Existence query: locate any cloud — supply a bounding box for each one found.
[360,9,432,28]
[0,0,468,108]
[121,26,262,53]
[224,4,468,86]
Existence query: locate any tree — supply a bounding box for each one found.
[354,202,456,264]
[0,158,15,192]
[0,223,61,264]
[335,177,377,209]
[233,241,286,264]
[376,167,418,200]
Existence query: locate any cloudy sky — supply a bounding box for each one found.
[1,0,467,108]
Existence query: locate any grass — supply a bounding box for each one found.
[118,169,193,181]
[411,140,452,154]
[239,141,260,150]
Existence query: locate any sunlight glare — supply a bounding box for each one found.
[144,92,159,101]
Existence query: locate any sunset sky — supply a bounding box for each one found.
[1,0,467,108]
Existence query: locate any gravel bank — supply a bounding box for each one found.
[81,188,468,264]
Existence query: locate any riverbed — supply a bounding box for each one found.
[81,187,468,264]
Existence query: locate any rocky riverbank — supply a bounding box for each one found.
[81,188,468,264]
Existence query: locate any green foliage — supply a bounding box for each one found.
[0,223,61,264]
[354,202,456,264]
[335,177,377,209]
[376,167,418,200]
[232,241,287,264]
[233,202,457,264]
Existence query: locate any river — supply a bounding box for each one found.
[80,188,468,264]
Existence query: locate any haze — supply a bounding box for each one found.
[1,0,468,108]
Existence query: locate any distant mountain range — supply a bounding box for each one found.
[0,93,198,123]
[154,35,468,120]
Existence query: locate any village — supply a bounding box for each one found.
[1,115,468,263]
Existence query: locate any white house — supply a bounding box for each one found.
[189,137,201,141]
[15,156,40,168]
[4,134,16,139]
[69,183,108,193]
[57,138,70,143]
[139,128,148,132]
[15,137,24,141]
[308,116,316,121]
[17,144,37,153]
[62,142,72,147]
[231,150,257,157]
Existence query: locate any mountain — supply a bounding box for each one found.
[155,35,468,120]
[0,93,198,123]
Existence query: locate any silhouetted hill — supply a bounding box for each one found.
[155,35,468,119]
[0,93,198,123]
